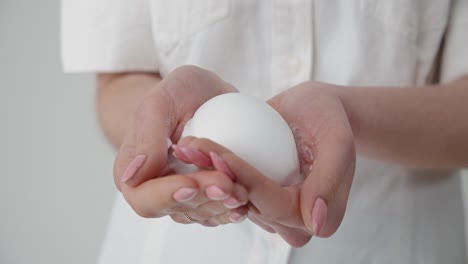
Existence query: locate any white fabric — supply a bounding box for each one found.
[62,0,468,263]
[61,0,159,72]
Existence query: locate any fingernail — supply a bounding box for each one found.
[209,152,236,181]
[121,155,147,182]
[206,186,229,200]
[171,145,192,164]
[312,197,328,236]
[223,197,241,209]
[179,147,212,167]
[229,212,247,223]
[173,188,198,202]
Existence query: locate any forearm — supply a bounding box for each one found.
[97,72,162,148]
[338,76,468,169]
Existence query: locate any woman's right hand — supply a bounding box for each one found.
[113,65,248,226]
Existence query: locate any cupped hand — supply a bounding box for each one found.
[176,82,356,246]
[114,65,248,225]
[176,136,312,246]
[267,82,356,238]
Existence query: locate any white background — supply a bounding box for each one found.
[1,0,467,263]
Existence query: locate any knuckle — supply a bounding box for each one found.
[234,184,248,197]
[131,203,158,218]
[201,171,233,189]
[188,137,214,151]
[170,65,203,77]
[165,65,205,92]
[126,195,166,219]
[177,135,196,145]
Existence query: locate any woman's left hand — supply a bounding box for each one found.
[176,82,356,247]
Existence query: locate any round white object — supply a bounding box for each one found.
[181,93,301,185]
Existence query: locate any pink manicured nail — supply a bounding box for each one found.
[312,197,328,236]
[209,152,236,180]
[179,147,212,167]
[206,186,229,200]
[171,145,192,164]
[229,212,247,223]
[223,197,241,209]
[173,188,198,202]
[121,155,147,182]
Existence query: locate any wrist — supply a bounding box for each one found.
[332,87,363,142]
[300,83,363,141]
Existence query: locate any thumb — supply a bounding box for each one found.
[300,127,356,237]
[114,88,176,188]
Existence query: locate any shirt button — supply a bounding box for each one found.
[284,55,301,75]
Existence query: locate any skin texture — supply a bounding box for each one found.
[335,78,468,168]
[98,65,468,247]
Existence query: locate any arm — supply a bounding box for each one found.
[96,72,161,148]
[338,75,468,169]
[198,77,467,243]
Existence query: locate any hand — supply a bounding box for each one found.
[113,65,248,225]
[175,136,311,246]
[176,82,356,246]
[267,82,356,238]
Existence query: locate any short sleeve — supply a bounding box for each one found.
[61,0,158,73]
[439,0,468,82]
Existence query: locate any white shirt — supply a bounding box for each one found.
[62,0,468,263]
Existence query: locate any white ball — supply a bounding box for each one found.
[181,93,301,185]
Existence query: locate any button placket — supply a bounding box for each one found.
[271,0,312,95]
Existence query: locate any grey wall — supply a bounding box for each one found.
[0,1,116,263]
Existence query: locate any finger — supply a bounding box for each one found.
[300,123,356,238]
[170,213,195,224]
[186,170,236,205]
[249,211,312,248]
[248,212,276,233]
[271,223,312,248]
[170,213,218,227]
[158,170,237,220]
[224,183,249,209]
[178,137,304,227]
[122,174,198,218]
[210,205,248,225]
[194,184,249,219]
[115,87,176,187]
